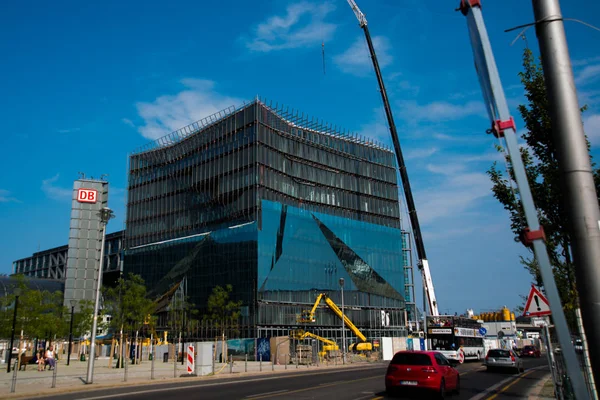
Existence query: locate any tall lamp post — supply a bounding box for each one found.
[86,207,114,384]
[6,288,21,373]
[67,300,77,366]
[339,278,346,365]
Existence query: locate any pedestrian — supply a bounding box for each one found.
[45,345,56,370]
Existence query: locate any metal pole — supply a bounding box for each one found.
[576,308,597,398]
[124,339,128,382]
[340,278,346,365]
[6,293,19,373]
[259,354,262,372]
[229,354,233,374]
[245,353,247,373]
[423,285,427,348]
[67,305,75,366]
[86,210,110,384]
[151,342,155,380]
[173,343,177,378]
[544,324,563,400]
[10,359,17,393]
[533,1,600,394]
[51,362,57,388]
[460,3,588,397]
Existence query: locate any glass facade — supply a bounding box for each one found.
[124,100,407,338]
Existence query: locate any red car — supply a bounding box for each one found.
[385,351,460,398]
[520,345,541,358]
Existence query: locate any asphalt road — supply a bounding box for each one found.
[39,357,548,400]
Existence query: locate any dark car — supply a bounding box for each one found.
[385,351,460,399]
[574,339,583,354]
[520,345,541,358]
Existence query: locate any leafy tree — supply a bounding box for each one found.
[487,48,600,329]
[0,275,73,342]
[102,273,154,335]
[206,284,242,337]
[70,300,94,339]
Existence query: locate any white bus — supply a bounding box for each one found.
[427,316,485,363]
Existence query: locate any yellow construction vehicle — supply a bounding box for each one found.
[291,330,339,359]
[298,293,378,353]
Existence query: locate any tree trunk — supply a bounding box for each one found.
[108,338,115,368]
[118,325,124,368]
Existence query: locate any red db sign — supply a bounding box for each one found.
[77,189,98,203]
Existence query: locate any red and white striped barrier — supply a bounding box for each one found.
[187,345,195,374]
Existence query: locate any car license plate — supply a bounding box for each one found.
[400,381,418,386]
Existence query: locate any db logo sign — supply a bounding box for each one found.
[77,189,98,203]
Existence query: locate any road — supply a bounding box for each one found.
[39,357,548,400]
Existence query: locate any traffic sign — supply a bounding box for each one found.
[523,285,552,317]
[478,327,487,336]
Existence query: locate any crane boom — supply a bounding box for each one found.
[346,1,439,317]
[323,295,368,342]
[293,330,339,348]
[298,293,369,343]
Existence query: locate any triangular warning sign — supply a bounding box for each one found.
[523,285,552,317]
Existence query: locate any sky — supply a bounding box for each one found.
[1,0,599,316]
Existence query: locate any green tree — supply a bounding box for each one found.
[487,48,600,329]
[103,273,154,335]
[0,275,67,341]
[206,284,242,337]
[71,300,94,339]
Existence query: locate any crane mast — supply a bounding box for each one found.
[346,0,439,317]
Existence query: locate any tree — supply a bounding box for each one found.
[487,48,600,329]
[0,275,67,342]
[103,273,154,335]
[102,273,154,366]
[71,300,94,339]
[206,284,242,338]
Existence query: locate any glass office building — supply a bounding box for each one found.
[124,100,408,340]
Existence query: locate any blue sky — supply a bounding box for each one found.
[1,0,599,315]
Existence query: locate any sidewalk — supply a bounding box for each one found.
[527,372,556,399]
[0,356,379,399]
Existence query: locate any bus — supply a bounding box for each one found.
[426,316,485,362]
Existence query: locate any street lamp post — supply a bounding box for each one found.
[339,278,346,365]
[67,300,77,366]
[6,288,21,373]
[86,207,114,384]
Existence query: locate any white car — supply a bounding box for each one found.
[484,349,524,373]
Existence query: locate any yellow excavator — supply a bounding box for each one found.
[291,330,339,359]
[298,293,378,353]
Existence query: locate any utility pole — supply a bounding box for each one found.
[339,278,346,365]
[86,207,114,384]
[458,1,588,397]
[532,0,600,393]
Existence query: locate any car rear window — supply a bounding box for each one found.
[488,350,511,358]
[523,346,535,350]
[391,353,432,366]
